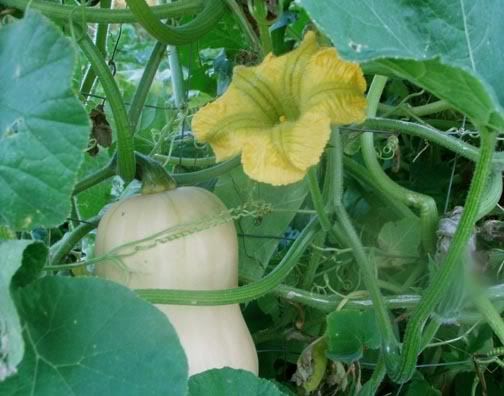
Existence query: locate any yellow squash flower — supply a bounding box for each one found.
[192,32,367,186]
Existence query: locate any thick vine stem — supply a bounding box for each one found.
[343,157,414,219]
[49,215,101,266]
[77,31,136,182]
[125,0,226,45]
[136,217,320,305]
[477,169,503,219]
[80,0,112,98]
[73,156,116,195]
[135,152,176,194]
[362,76,438,252]
[173,155,241,185]
[72,155,240,196]
[378,100,451,117]
[358,354,386,396]
[331,128,400,369]
[363,118,504,169]
[389,129,497,383]
[129,41,167,133]
[2,0,203,23]
[224,0,260,54]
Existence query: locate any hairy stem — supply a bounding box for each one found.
[3,0,204,23]
[389,129,497,383]
[77,32,136,182]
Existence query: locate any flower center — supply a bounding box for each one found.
[278,95,300,123]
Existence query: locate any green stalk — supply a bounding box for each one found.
[472,287,504,346]
[343,157,414,219]
[77,32,136,182]
[49,215,101,266]
[224,0,261,53]
[332,128,400,365]
[271,283,504,313]
[80,0,112,98]
[307,167,333,233]
[167,44,185,109]
[362,77,438,252]
[378,100,451,117]
[363,118,504,169]
[129,41,167,133]
[136,217,320,304]
[248,0,272,54]
[72,155,241,196]
[173,155,241,185]
[390,129,497,383]
[3,0,203,23]
[73,158,116,195]
[477,169,502,219]
[125,0,226,45]
[154,155,216,167]
[301,231,326,290]
[358,354,386,396]
[308,166,348,248]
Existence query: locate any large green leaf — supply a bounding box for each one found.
[75,152,113,219]
[0,11,90,230]
[188,368,285,396]
[1,277,188,395]
[0,240,47,381]
[299,0,504,129]
[214,166,308,280]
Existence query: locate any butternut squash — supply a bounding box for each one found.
[94,186,258,375]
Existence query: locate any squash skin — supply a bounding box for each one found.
[94,186,258,375]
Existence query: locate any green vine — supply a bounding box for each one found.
[2,0,204,23]
[125,0,226,45]
[77,31,136,182]
[362,76,439,252]
[388,128,497,383]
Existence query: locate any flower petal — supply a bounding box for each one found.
[251,31,320,119]
[240,112,332,186]
[301,48,367,125]
[192,88,271,160]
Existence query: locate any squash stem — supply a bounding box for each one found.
[135,153,177,194]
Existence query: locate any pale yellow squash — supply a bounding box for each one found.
[94,186,258,376]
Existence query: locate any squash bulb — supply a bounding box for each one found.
[94,186,258,375]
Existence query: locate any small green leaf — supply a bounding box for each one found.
[299,0,504,129]
[0,11,90,230]
[0,240,47,381]
[188,368,286,396]
[325,310,380,363]
[1,277,188,395]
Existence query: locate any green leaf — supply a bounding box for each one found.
[0,240,47,381]
[188,368,285,396]
[377,217,421,258]
[1,277,188,395]
[0,11,90,230]
[214,166,308,280]
[75,152,113,219]
[299,0,504,129]
[325,310,380,363]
